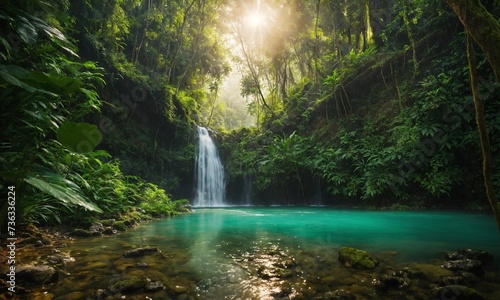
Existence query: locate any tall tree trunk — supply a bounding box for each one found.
[466,33,500,232]
[445,0,500,81]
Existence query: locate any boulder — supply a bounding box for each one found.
[432,285,484,300]
[441,259,484,277]
[338,247,378,269]
[16,265,58,285]
[445,249,493,264]
[123,247,160,258]
[89,222,105,235]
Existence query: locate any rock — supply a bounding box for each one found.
[89,288,110,300]
[378,272,410,290]
[89,222,105,234]
[112,221,127,231]
[123,247,160,258]
[34,240,44,247]
[46,255,65,267]
[432,285,485,300]
[16,265,58,285]
[441,259,485,277]
[320,289,356,300]
[445,249,493,264]
[102,227,117,235]
[405,263,454,282]
[69,229,93,237]
[338,247,378,269]
[109,277,146,294]
[439,272,481,287]
[145,280,165,292]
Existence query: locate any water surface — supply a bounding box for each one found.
[27,208,500,299]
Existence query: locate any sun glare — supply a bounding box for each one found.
[247,11,266,28]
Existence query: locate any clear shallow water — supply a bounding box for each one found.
[157,207,500,262]
[22,208,500,299]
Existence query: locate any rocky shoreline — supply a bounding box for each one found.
[1,221,499,300]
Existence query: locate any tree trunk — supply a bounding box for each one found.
[445,0,500,81]
[466,33,500,233]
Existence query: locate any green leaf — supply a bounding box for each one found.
[57,122,103,153]
[24,173,102,212]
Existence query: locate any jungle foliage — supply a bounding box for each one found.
[1,0,499,228]
[221,0,500,209]
[0,0,188,228]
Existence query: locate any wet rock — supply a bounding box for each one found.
[318,289,356,300]
[69,228,93,237]
[446,249,493,264]
[112,221,127,231]
[89,288,110,300]
[102,227,117,235]
[405,263,454,282]
[432,285,485,300]
[377,271,410,291]
[16,265,58,285]
[439,271,481,287]
[46,255,65,267]
[123,247,160,258]
[89,222,105,234]
[145,280,165,292]
[338,247,378,269]
[441,259,484,277]
[109,277,146,294]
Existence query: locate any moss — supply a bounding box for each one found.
[338,247,379,269]
[112,221,127,231]
[109,277,146,294]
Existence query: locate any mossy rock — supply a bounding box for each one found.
[338,247,378,269]
[112,221,127,231]
[100,219,114,227]
[109,277,146,294]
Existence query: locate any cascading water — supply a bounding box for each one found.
[193,126,226,207]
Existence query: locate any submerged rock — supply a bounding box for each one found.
[145,280,165,292]
[432,285,485,300]
[445,249,493,264]
[109,277,146,294]
[123,247,160,258]
[16,265,58,285]
[338,247,378,269]
[441,259,485,277]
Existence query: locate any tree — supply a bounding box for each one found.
[445,0,500,81]
[445,0,500,231]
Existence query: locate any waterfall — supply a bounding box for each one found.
[194,126,226,207]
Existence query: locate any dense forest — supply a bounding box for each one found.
[1,0,499,228]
